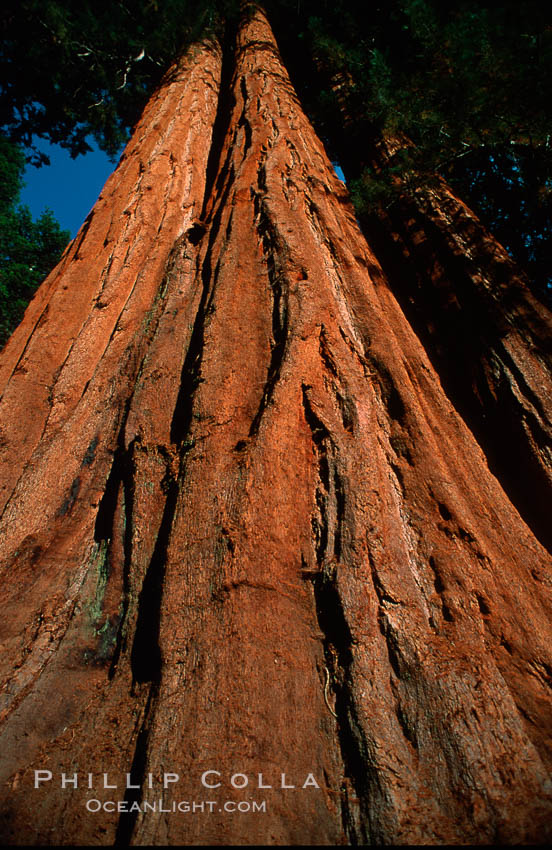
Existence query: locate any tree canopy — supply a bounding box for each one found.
[2,1,550,164]
[0,0,239,163]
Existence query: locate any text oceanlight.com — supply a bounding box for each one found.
[86,799,267,814]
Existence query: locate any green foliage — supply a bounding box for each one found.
[4,0,550,180]
[270,0,552,169]
[448,146,552,302]
[0,0,240,163]
[0,136,69,347]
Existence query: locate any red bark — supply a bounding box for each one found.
[0,8,551,846]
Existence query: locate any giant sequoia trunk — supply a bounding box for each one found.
[338,129,552,554]
[1,8,551,846]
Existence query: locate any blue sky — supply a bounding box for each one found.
[20,139,118,238]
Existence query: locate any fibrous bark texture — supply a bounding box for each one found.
[0,8,551,846]
[350,134,552,554]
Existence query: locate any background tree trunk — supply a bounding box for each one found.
[0,7,551,846]
[359,146,552,554]
[327,84,552,554]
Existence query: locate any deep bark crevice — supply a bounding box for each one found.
[199,24,238,222]
[107,438,137,679]
[130,477,177,685]
[302,385,332,565]
[302,383,375,843]
[169,185,230,446]
[314,566,374,845]
[114,685,158,845]
[238,76,253,163]
[249,166,289,437]
[94,446,126,545]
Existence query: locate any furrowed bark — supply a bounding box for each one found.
[0,7,551,847]
[342,130,552,554]
[0,37,222,845]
